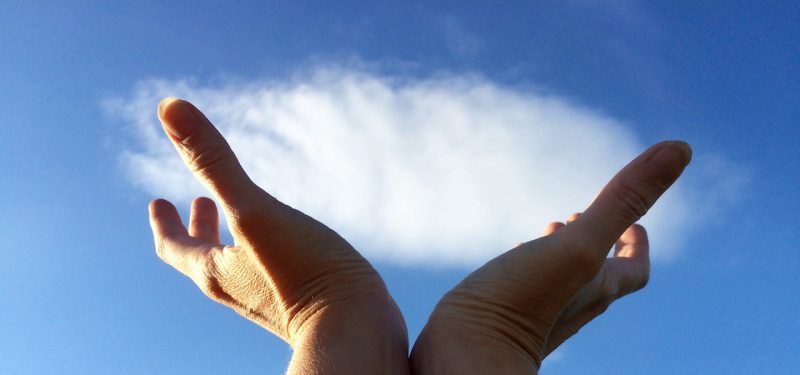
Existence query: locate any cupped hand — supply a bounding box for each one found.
[540,212,650,357]
[410,141,691,374]
[148,98,408,374]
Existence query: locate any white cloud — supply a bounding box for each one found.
[107,67,734,267]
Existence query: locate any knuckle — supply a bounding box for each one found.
[189,147,230,178]
[195,250,227,301]
[181,133,232,177]
[635,272,650,291]
[233,198,268,221]
[229,200,268,231]
[154,241,167,260]
[233,195,289,233]
[556,234,603,272]
[613,181,653,221]
[598,276,620,300]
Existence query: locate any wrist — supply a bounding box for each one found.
[411,310,540,375]
[288,292,410,375]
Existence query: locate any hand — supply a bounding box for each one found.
[410,141,691,374]
[148,98,409,374]
[540,212,650,357]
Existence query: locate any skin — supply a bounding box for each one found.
[148,98,409,375]
[148,98,690,374]
[410,141,691,374]
[540,213,650,357]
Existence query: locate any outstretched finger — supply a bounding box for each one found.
[157,98,264,211]
[561,141,691,259]
[189,197,220,244]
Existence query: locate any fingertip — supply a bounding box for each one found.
[566,212,581,223]
[543,221,565,236]
[189,196,220,243]
[149,197,172,210]
[620,224,648,244]
[157,97,200,140]
[644,141,693,186]
[660,140,692,165]
[149,198,176,220]
[148,199,160,215]
[148,198,187,237]
[615,224,650,259]
[630,223,647,235]
[158,97,179,117]
[191,196,217,210]
[574,141,690,254]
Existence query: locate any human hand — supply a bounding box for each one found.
[540,212,650,357]
[410,141,691,374]
[148,98,409,374]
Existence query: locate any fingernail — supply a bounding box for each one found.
[645,141,692,186]
[647,141,692,166]
[158,97,198,140]
[669,140,692,163]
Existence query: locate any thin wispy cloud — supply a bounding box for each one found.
[108,66,737,267]
[442,16,482,58]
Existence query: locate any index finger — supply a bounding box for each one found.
[157,97,263,210]
[561,141,691,258]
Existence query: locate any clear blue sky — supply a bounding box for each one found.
[1,2,798,374]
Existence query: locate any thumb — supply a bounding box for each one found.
[562,141,692,258]
[158,97,261,209]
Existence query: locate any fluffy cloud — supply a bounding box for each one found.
[108,67,721,267]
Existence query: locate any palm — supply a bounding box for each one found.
[411,141,691,373]
[148,98,401,346]
[540,216,650,356]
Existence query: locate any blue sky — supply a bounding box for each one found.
[1,1,798,374]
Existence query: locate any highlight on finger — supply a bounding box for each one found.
[158,97,201,141]
[189,197,220,244]
[149,199,190,268]
[543,221,565,236]
[148,198,208,278]
[614,224,649,260]
[604,224,650,297]
[149,199,188,240]
[566,212,581,224]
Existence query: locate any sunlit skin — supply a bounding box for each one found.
[149,98,409,374]
[411,141,690,374]
[540,213,650,356]
[148,98,690,374]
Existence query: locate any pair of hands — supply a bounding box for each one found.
[148,98,691,374]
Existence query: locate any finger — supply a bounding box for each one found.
[542,221,565,236]
[562,141,691,258]
[566,212,581,224]
[157,98,263,210]
[149,199,210,278]
[605,224,650,295]
[149,199,188,246]
[544,228,649,356]
[189,197,221,244]
[614,224,648,259]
